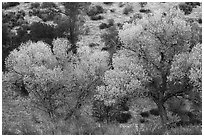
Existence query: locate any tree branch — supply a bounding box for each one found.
[163,90,185,103]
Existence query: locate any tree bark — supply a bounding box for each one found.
[157,101,168,130]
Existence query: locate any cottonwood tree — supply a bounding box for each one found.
[3,38,109,131]
[59,2,91,54]
[95,7,201,129]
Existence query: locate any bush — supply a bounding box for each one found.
[103,2,113,5]
[110,9,115,13]
[99,23,108,29]
[139,119,148,123]
[178,2,200,15]
[123,5,133,15]
[32,8,40,16]
[90,15,104,21]
[107,19,115,27]
[140,111,150,118]
[139,9,151,14]
[87,5,104,16]
[92,99,131,123]
[30,22,56,45]
[41,2,57,9]
[149,108,160,116]
[118,2,125,7]
[89,43,99,47]
[30,2,40,9]
[179,3,193,15]
[101,26,122,50]
[139,2,147,8]
[117,23,123,29]
[198,18,202,24]
[2,2,20,9]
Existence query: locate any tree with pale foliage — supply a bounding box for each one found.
[95,7,202,129]
[3,38,109,134]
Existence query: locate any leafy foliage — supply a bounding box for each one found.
[30,22,56,45]
[2,2,20,9]
[123,5,133,15]
[87,5,104,16]
[2,2,202,135]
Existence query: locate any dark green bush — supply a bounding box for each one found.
[92,98,131,123]
[30,22,56,45]
[118,2,125,7]
[87,5,104,16]
[149,108,160,116]
[2,2,20,9]
[41,2,57,9]
[90,15,104,21]
[99,23,108,29]
[30,2,40,9]
[179,3,193,15]
[101,26,122,50]
[139,9,151,14]
[123,5,133,15]
[89,43,99,47]
[107,19,115,27]
[139,2,147,8]
[140,111,150,118]
[139,118,149,123]
[110,9,115,13]
[117,23,123,29]
[179,2,200,15]
[103,2,113,5]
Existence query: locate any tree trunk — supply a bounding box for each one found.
[157,102,168,130]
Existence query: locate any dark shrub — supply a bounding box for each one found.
[89,43,99,47]
[90,15,104,20]
[139,9,151,14]
[139,119,148,123]
[115,112,132,123]
[118,2,125,7]
[30,22,56,45]
[31,8,40,16]
[41,2,57,9]
[140,111,149,118]
[117,23,123,29]
[30,2,40,9]
[54,21,70,38]
[123,5,133,15]
[103,2,113,5]
[133,13,143,19]
[92,98,131,123]
[101,26,122,50]
[178,2,200,15]
[110,9,115,12]
[2,24,11,46]
[149,108,160,116]
[185,2,200,7]
[198,18,202,24]
[28,11,33,17]
[179,3,193,15]
[107,19,114,27]
[2,2,20,9]
[99,23,108,29]
[14,25,30,45]
[87,5,104,16]
[92,100,112,122]
[139,2,147,8]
